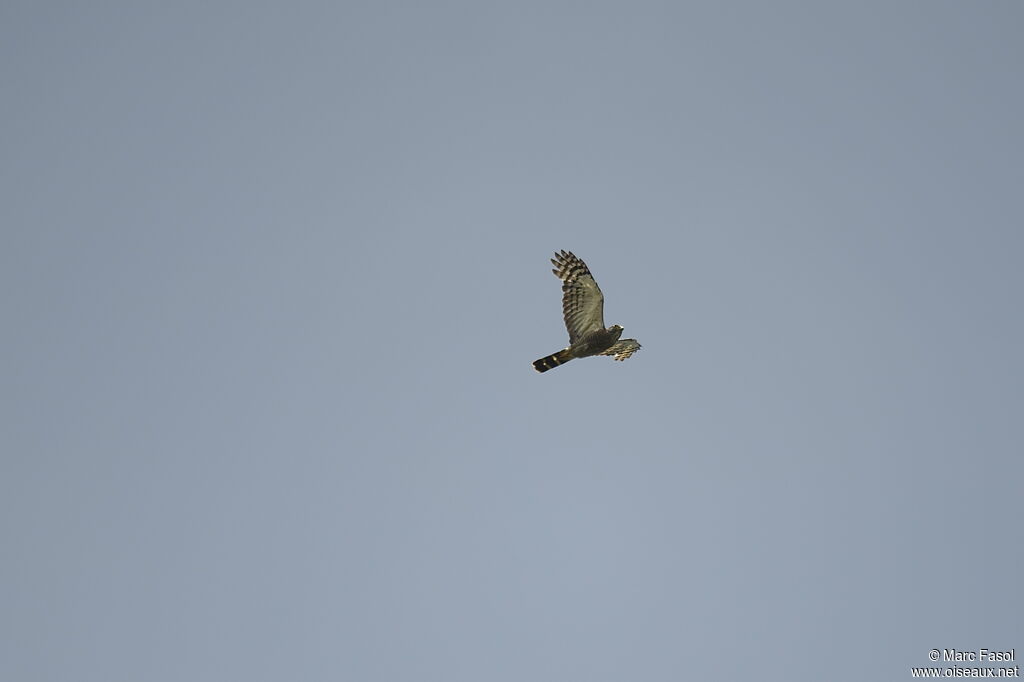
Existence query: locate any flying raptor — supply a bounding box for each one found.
[533,250,641,373]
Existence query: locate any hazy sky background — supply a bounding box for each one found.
[3,2,1022,681]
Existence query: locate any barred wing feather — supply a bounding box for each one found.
[599,339,642,361]
[551,250,606,344]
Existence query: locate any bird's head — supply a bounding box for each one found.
[608,324,624,340]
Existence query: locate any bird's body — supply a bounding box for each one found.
[533,250,641,373]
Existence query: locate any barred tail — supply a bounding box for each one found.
[533,348,573,373]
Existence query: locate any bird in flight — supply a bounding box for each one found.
[533,250,641,373]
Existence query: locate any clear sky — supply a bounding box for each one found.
[3,2,1022,681]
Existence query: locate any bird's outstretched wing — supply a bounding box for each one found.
[551,250,605,344]
[599,339,642,361]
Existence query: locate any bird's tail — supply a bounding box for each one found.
[533,348,573,373]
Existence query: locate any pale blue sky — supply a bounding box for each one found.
[3,2,1022,681]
